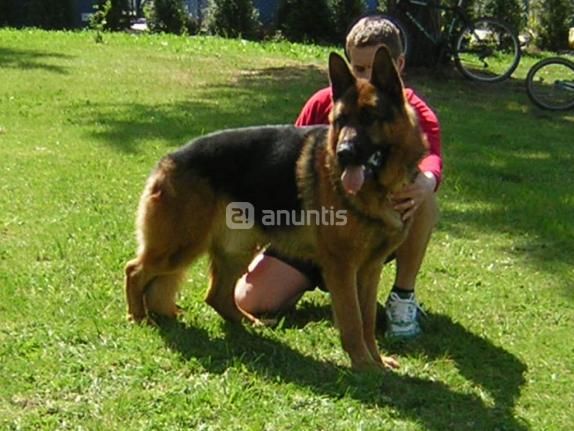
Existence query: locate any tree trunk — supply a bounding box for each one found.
[388,0,442,68]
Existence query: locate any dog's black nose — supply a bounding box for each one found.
[337,141,357,166]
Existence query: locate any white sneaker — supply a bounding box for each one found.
[385,291,424,339]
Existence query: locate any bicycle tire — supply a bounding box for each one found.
[525,57,574,111]
[453,17,521,83]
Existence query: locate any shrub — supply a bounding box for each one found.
[536,0,573,50]
[144,0,190,35]
[484,0,526,32]
[91,0,132,31]
[203,0,261,40]
[0,0,18,26]
[276,0,333,43]
[0,0,74,29]
[103,0,132,30]
[330,0,366,44]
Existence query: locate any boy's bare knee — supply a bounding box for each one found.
[235,254,313,316]
[234,275,260,314]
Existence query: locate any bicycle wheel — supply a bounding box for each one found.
[454,18,521,83]
[526,57,574,111]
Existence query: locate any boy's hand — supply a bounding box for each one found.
[392,172,436,221]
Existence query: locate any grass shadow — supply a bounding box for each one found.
[73,65,324,154]
[383,312,527,421]
[278,300,333,329]
[156,315,528,431]
[0,47,72,74]
[282,300,526,419]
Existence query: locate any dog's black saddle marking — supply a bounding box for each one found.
[169,125,328,231]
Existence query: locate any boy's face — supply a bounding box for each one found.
[349,44,404,80]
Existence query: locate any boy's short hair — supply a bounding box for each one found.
[345,15,403,61]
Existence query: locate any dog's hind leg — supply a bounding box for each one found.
[124,204,212,324]
[144,270,187,318]
[125,256,178,323]
[125,257,155,323]
[125,161,217,323]
[205,248,260,324]
[125,243,207,323]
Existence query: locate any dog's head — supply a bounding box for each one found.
[327,46,427,195]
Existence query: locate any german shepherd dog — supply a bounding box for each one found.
[125,46,427,371]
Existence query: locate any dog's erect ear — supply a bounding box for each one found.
[329,52,356,102]
[370,46,404,106]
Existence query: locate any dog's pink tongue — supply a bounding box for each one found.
[341,165,365,195]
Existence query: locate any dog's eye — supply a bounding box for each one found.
[360,110,378,126]
[335,114,349,127]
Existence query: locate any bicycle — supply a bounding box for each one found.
[382,0,522,83]
[525,56,574,111]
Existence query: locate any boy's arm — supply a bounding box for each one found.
[295,88,333,127]
[407,90,443,191]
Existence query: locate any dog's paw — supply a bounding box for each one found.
[256,316,278,327]
[127,313,145,324]
[352,354,400,372]
[127,313,158,328]
[352,358,385,372]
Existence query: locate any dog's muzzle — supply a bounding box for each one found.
[337,141,359,167]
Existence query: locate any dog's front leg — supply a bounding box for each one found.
[323,262,382,371]
[358,259,399,370]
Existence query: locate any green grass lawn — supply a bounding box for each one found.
[0,29,572,430]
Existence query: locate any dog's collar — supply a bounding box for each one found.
[364,150,385,180]
[337,149,400,226]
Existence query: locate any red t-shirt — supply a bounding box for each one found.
[295,87,443,189]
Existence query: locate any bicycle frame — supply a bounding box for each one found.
[393,0,472,46]
[557,80,574,91]
[389,0,522,82]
